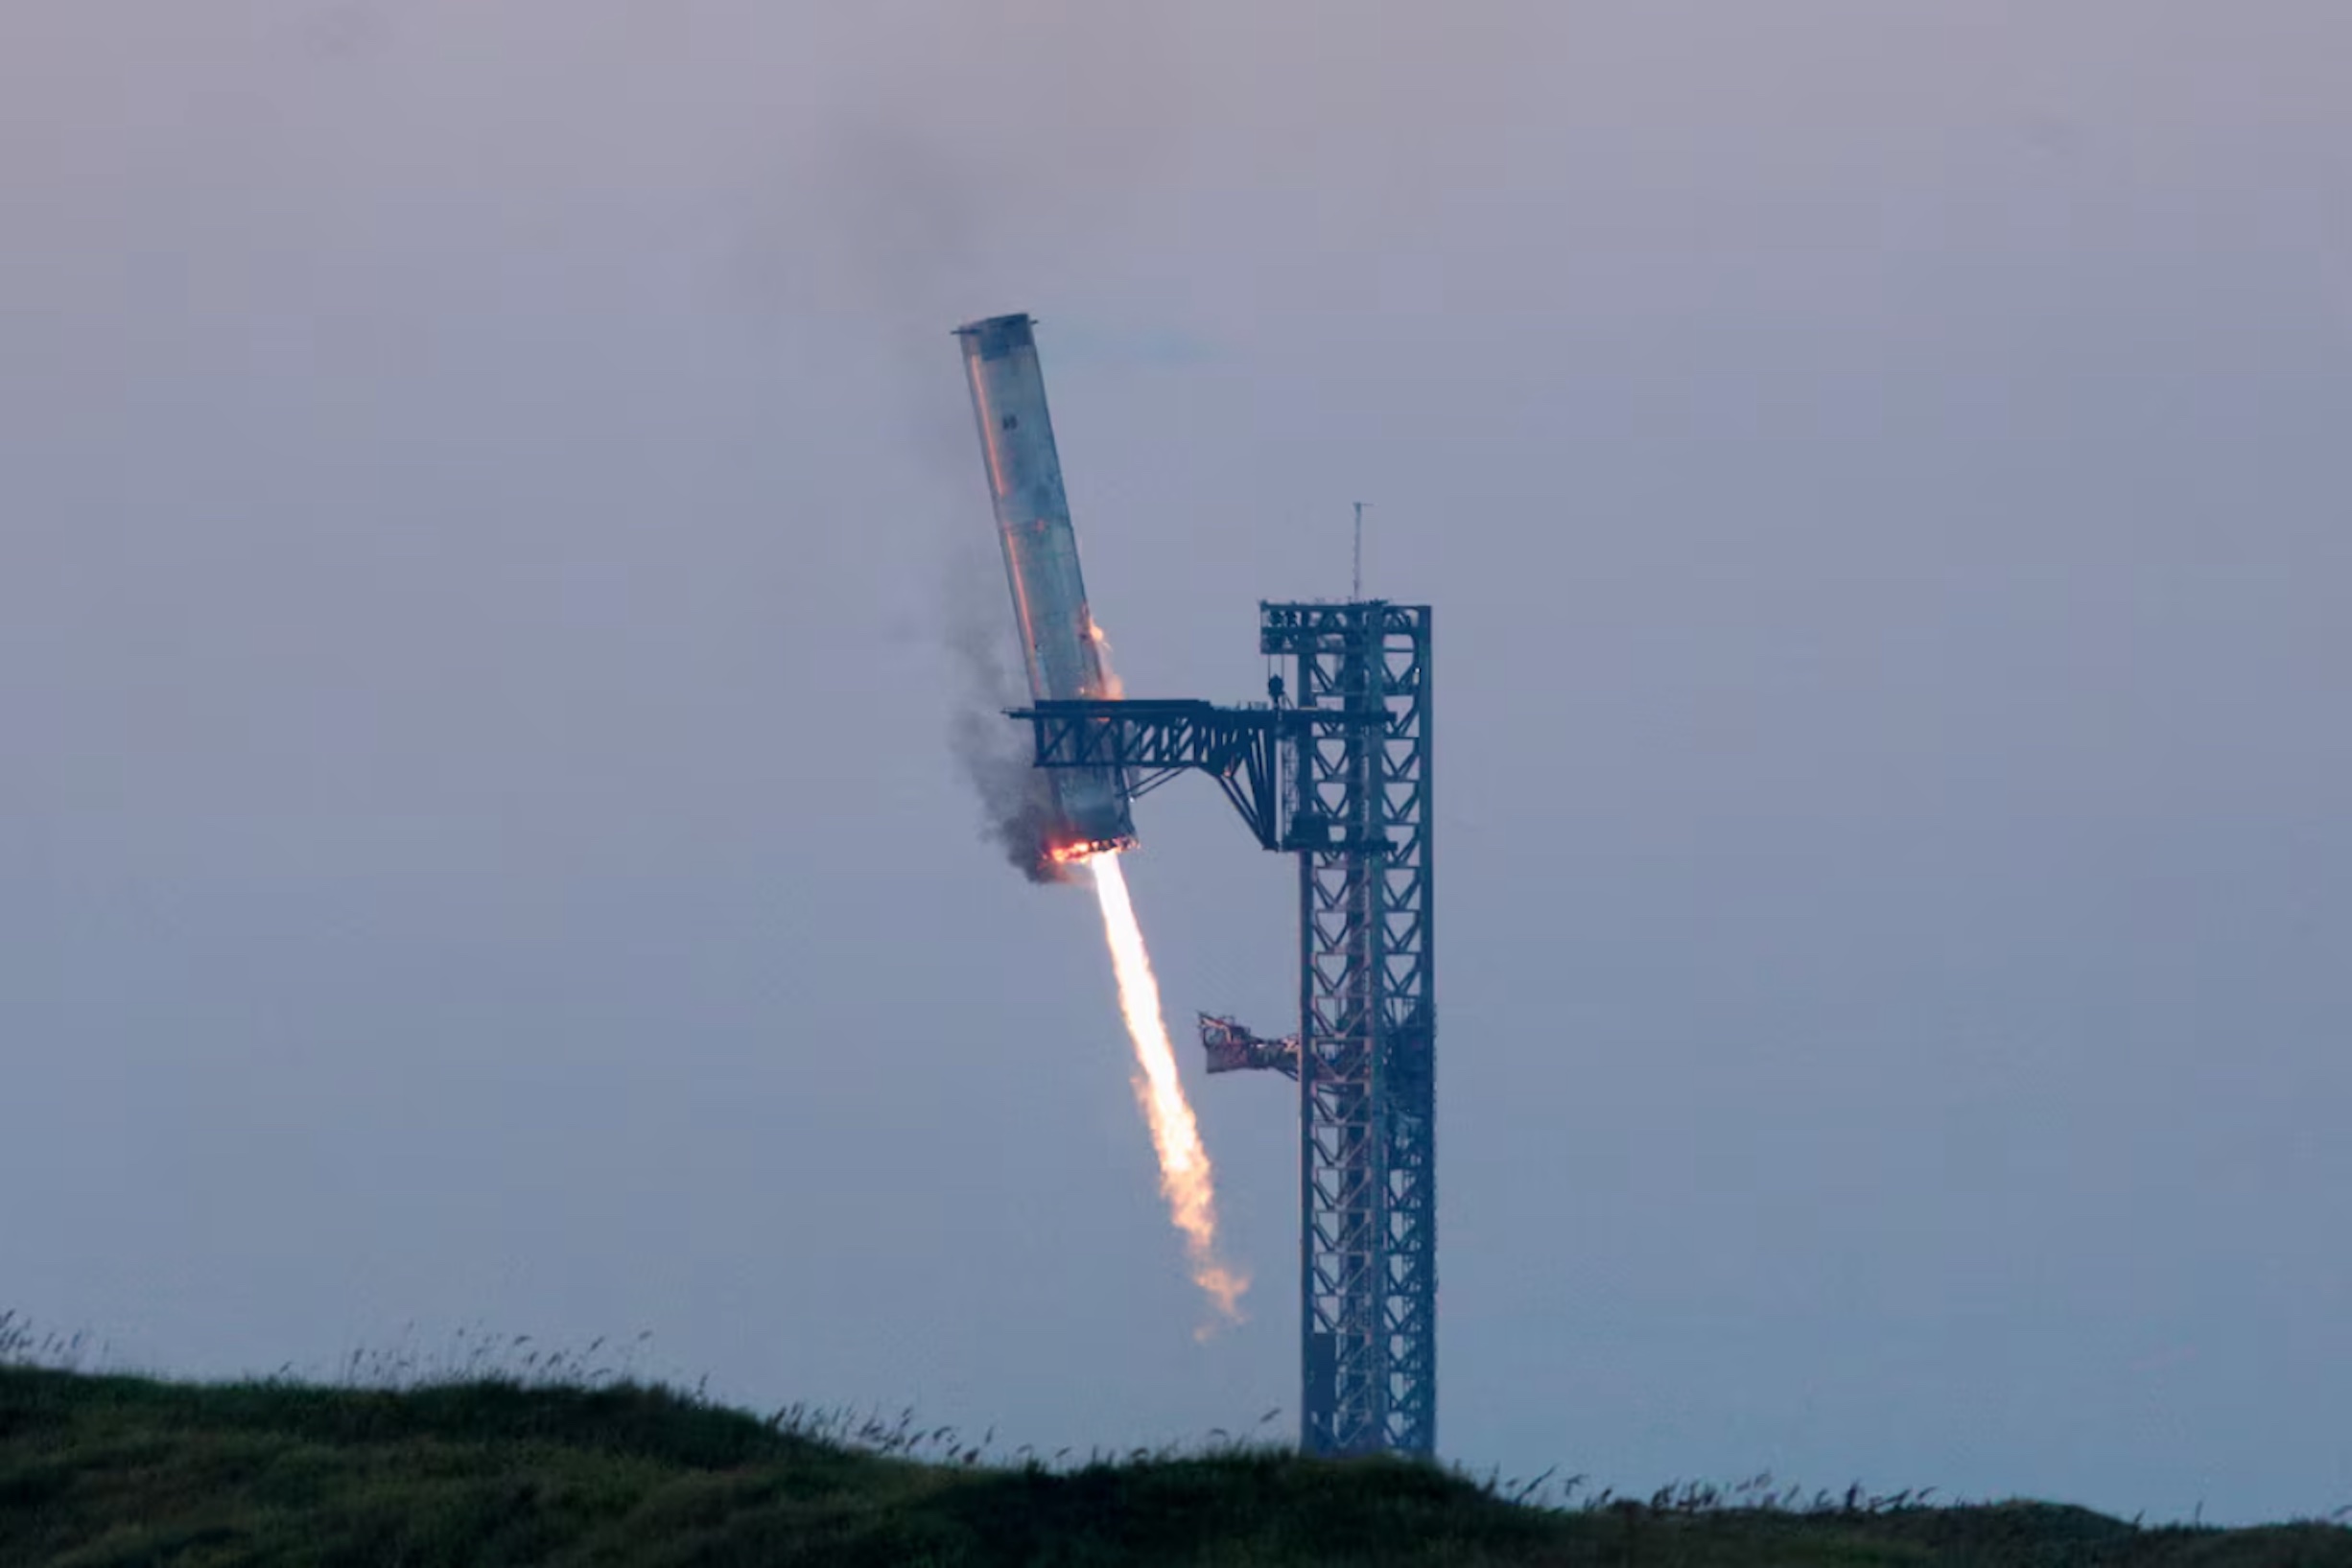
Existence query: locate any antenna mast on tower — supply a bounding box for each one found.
[1352,502,1368,601]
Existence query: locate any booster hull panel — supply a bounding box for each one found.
[956,313,1135,854]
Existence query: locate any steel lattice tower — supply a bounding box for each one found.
[1012,599,1435,1459]
[1242,602,1435,1457]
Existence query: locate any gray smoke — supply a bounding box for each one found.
[749,4,1185,882]
[943,545,1067,883]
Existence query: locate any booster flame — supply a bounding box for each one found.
[1087,852,1248,1324]
[1082,612,1124,700]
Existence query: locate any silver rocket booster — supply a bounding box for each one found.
[955,312,1137,859]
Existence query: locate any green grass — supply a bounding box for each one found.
[3,1364,2348,1567]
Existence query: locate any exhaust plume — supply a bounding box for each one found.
[1088,851,1248,1324]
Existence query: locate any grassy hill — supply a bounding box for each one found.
[4,1365,2348,1566]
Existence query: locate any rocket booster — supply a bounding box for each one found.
[955,313,1137,858]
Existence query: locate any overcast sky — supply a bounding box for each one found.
[4,0,2348,1524]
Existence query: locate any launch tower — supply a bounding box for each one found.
[1014,600,1436,1458]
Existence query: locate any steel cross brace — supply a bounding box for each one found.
[1007,697,1287,850]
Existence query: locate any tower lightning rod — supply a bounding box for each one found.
[1352,502,1367,601]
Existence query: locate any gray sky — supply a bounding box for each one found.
[5,0,2348,1523]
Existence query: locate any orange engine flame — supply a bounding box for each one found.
[1085,851,1248,1325]
[1085,613,1125,700]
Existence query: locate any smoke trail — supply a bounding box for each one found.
[942,546,1068,883]
[1088,851,1248,1324]
[757,7,1192,885]
[950,703,1063,883]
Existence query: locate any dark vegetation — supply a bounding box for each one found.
[4,1318,2347,1566]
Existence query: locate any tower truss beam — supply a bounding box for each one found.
[1010,698,1283,850]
